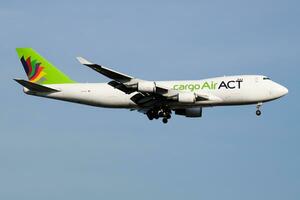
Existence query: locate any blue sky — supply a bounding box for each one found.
[0,0,299,199]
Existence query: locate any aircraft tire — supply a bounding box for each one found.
[162,118,168,124]
[256,110,261,116]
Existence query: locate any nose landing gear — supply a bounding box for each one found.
[256,102,262,116]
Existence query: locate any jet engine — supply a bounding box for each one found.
[137,81,156,93]
[177,93,196,103]
[175,107,202,118]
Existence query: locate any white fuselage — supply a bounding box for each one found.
[24,75,288,109]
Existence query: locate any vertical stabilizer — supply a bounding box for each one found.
[16,48,75,84]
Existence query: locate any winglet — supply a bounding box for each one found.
[76,57,94,65]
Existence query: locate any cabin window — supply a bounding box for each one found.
[263,77,271,80]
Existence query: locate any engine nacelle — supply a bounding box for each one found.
[137,81,156,93]
[175,107,202,118]
[177,93,196,103]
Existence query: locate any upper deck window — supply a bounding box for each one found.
[263,77,271,80]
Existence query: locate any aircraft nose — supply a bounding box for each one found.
[275,84,289,97]
[281,86,289,96]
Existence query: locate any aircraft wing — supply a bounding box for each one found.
[76,57,213,107]
[77,56,168,93]
[77,57,133,83]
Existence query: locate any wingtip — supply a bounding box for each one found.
[13,78,22,83]
[76,56,93,65]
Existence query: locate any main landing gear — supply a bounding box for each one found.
[256,102,262,116]
[146,106,172,124]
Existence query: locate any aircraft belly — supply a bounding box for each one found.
[43,84,137,108]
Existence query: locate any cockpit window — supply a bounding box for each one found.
[263,77,271,80]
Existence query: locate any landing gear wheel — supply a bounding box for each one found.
[148,116,154,120]
[256,102,262,117]
[162,118,168,124]
[147,112,154,120]
[256,110,261,116]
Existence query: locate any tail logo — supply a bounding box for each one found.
[20,56,46,83]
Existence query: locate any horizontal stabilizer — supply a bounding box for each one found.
[14,79,60,93]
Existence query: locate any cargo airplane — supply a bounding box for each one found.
[15,48,288,123]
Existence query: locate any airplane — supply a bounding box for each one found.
[15,48,288,124]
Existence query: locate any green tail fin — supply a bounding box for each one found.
[16,48,76,84]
